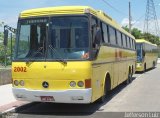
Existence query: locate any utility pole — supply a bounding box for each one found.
[129,1,132,34]
[4,27,8,68]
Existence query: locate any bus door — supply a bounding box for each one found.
[91,17,103,100]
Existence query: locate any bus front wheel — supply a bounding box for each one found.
[98,76,110,103]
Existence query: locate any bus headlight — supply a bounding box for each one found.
[19,80,25,86]
[77,81,84,87]
[14,80,19,86]
[70,81,76,87]
[137,63,142,67]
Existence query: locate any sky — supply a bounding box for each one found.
[0,0,160,31]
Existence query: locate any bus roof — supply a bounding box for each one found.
[136,39,157,46]
[20,6,134,39]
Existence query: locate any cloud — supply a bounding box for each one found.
[121,18,130,27]
[121,18,145,31]
[121,18,140,28]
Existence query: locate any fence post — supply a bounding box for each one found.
[11,33,12,60]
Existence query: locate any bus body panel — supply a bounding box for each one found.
[12,62,92,90]
[12,61,94,103]
[92,46,136,101]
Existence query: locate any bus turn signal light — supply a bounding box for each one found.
[85,79,91,88]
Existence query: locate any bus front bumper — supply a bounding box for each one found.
[136,63,144,72]
[136,67,144,72]
[12,88,92,104]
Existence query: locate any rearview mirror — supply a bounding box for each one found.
[4,29,8,46]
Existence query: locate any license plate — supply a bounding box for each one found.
[40,96,54,102]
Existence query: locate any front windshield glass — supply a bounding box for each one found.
[48,16,89,60]
[15,18,49,60]
[136,43,143,62]
[14,16,89,61]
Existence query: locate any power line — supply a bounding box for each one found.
[132,14,145,26]
[101,0,127,16]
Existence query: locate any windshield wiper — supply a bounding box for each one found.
[48,45,67,65]
[26,47,44,63]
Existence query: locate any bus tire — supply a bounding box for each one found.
[132,65,134,75]
[98,74,110,103]
[126,68,132,84]
[144,63,146,72]
[153,61,155,69]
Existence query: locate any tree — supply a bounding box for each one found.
[122,26,160,46]
[142,33,160,45]
[122,26,129,32]
[0,22,16,65]
[122,26,142,39]
[131,28,142,39]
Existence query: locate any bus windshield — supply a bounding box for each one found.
[14,16,89,61]
[136,43,143,62]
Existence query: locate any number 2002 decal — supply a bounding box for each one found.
[14,67,27,72]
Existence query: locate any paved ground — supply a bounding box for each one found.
[0,84,27,114]
[101,66,160,112]
[0,84,16,107]
[1,65,160,118]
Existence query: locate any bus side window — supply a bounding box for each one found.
[133,40,135,50]
[121,33,123,47]
[128,37,131,49]
[102,22,109,44]
[117,31,122,47]
[122,34,126,48]
[91,18,102,48]
[131,38,133,50]
[109,26,116,46]
[125,35,128,48]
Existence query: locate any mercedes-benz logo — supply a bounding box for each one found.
[42,81,49,88]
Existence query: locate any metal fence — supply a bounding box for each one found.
[0,33,15,67]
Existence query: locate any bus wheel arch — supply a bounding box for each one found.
[99,72,111,103]
[105,73,111,92]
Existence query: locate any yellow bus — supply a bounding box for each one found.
[12,6,136,103]
[136,39,158,72]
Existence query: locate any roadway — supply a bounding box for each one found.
[1,64,160,118]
